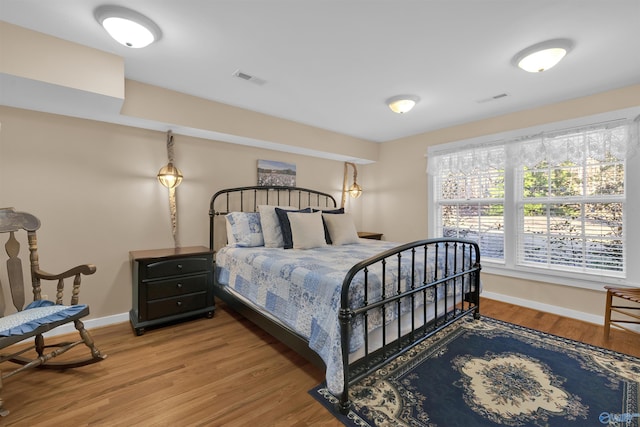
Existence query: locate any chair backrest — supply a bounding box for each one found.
[0,207,42,316]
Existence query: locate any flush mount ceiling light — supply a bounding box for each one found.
[387,95,420,114]
[512,39,573,73]
[94,5,162,48]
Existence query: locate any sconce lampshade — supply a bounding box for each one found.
[512,39,573,73]
[157,163,183,188]
[349,182,362,199]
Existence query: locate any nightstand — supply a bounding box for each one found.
[358,231,384,240]
[129,246,214,335]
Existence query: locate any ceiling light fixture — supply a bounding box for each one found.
[387,95,420,114]
[94,5,162,48]
[512,39,573,73]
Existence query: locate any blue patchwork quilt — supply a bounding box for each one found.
[216,239,475,395]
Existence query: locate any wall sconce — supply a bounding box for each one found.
[157,163,183,188]
[158,130,181,247]
[341,162,363,208]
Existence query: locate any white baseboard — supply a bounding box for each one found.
[43,312,130,337]
[63,293,602,337]
[481,291,604,326]
[44,292,638,338]
[45,291,604,337]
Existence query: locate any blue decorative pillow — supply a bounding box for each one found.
[225,212,264,247]
[275,207,312,249]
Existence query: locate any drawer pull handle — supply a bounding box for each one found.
[176,301,182,307]
[177,264,183,270]
[177,283,183,289]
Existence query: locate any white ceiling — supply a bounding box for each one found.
[2,0,640,143]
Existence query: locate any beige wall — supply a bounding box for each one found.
[2,22,639,326]
[369,84,640,323]
[0,107,365,321]
[0,21,124,99]
[2,85,638,328]
[122,80,378,163]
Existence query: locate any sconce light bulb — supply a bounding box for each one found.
[157,163,183,188]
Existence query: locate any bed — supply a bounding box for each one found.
[209,185,481,412]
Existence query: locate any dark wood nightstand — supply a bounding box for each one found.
[358,231,384,240]
[129,246,214,335]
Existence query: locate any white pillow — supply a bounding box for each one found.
[258,205,294,248]
[323,212,360,245]
[225,212,264,247]
[288,211,327,249]
[225,216,237,246]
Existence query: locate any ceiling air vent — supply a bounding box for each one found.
[232,69,266,86]
[476,93,509,103]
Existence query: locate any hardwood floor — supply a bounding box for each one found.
[1,297,638,426]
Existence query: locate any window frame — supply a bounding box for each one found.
[427,108,640,292]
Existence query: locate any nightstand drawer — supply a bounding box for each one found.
[146,292,207,320]
[144,256,210,279]
[147,274,208,300]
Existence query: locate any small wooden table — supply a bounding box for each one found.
[358,231,384,240]
[129,246,214,335]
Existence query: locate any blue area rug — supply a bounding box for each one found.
[310,316,640,426]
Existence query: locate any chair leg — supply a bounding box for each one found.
[604,289,613,339]
[74,319,105,361]
[0,374,7,417]
[35,334,45,357]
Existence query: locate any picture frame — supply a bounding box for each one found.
[257,160,296,187]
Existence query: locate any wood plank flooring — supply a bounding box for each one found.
[1,297,638,426]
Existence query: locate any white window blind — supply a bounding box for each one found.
[432,145,506,260]
[428,116,639,279]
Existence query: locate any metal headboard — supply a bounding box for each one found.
[209,186,337,251]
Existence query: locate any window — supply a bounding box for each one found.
[434,145,506,260]
[428,115,639,282]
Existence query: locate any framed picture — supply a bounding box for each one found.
[257,160,296,187]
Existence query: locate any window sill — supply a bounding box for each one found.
[480,261,633,292]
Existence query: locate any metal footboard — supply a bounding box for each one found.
[338,238,481,412]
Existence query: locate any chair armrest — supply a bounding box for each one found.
[33,264,96,305]
[34,264,97,281]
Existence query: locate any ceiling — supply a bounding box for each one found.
[2,0,640,143]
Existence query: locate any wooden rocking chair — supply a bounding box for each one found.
[0,207,106,416]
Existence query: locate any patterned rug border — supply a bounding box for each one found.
[310,315,640,427]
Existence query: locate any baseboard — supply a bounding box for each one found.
[481,291,604,326]
[48,294,606,336]
[45,292,637,337]
[43,312,130,337]
[58,293,603,338]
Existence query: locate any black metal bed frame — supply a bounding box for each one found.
[209,185,481,413]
